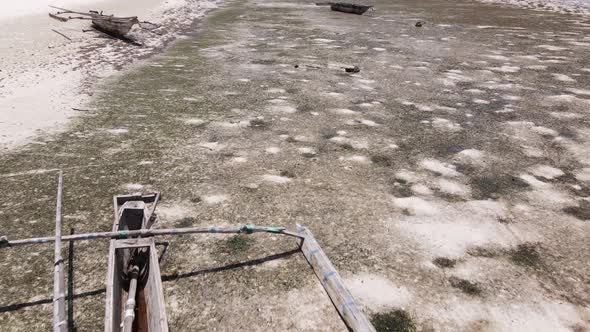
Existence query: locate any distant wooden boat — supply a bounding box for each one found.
[330,3,373,15]
[49,6,139,37]
[105,193,168,332]
[90,11,139,37]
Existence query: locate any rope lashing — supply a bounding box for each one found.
[240,224,255,234]
[264,226,285,234]
[240,225,287,234]
[53,292,67,302]
[117,230,130,239]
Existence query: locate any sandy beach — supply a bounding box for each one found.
[476,0,590,15]
[0,0,221,151]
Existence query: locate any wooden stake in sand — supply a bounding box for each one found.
[53,171,67,332]
[297,226,376,332]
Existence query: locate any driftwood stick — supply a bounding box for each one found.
[297,226,376,332]
[53,171,67,332]
[49,13,68,22]
[49,6,94,16]
[0,225,303,247]
[51,29,72,41]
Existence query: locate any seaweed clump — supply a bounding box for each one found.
[371,310,417,332]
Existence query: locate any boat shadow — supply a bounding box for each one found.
[160,247,301,282]
[0,243,300,319]
[90,27,143,46]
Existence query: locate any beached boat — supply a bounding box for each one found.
[105,193,168,332]
[330,3,373,15]
[90,12,140,37]
[49,6,139,37]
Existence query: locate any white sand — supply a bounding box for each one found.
[340,155,371,163]
[391,196,440,216]
[202,194,228,205]
[345,273,411,310]
[261,174,292,184]
[390,199,525,258]
[425,298,585,331]
[0,0,222,151]
[574,168,590,182]
[438,178,471,196]
[420,158,461,177]
[530,165,565,180]
[476,0,590,15]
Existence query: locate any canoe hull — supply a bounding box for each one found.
[92,17,138,37]
[330,3,372,15]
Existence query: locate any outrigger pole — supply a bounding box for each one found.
[298,226,376,332]
[53,171,67,332]
[0,225,302,247]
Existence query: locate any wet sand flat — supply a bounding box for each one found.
[0,0,589,330]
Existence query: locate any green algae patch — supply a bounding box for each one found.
[509,243,542,267]
[371,310,417,332]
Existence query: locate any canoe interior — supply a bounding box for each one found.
[105,240,168,332]
[105,195,168,331]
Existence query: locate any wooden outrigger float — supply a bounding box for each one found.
[49,6,139,37]
[0,175,376,332]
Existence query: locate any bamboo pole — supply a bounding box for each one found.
[297,226,376,332]
[122,265,139,332]
[53,171,67,332]
[0,225,302,248]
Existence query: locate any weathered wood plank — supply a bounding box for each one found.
[146,240,169,331]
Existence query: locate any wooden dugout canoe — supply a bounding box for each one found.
[91,13,140,37]
[49,6,139,37]
[105,193,168,332]
[330,2,373,15]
